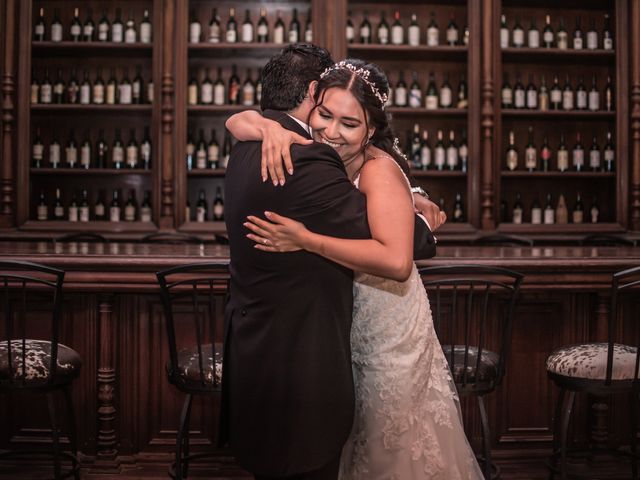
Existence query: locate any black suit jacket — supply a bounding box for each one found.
[220,110,435,476]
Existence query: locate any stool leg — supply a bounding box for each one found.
[560,391,576,480]
[631,387,638,480]
[47,392,61,480]
[175,394,193,480]
[477,395,492,479]
[549,388,566,480]
[63,386,80,480]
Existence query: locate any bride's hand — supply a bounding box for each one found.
[244,211,309,252]
[260,124,312,186]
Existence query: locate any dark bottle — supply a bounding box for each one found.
[228,65,240,105]
[550,75,562,110]
[92,68,105,104]
[126,128,139,168]
[31,68,40,104]
[212,186,225,221]
[526,73,537,109]
[528,17,540,48]
[98,9,110,42]
[289,8,301,43]
[394,71,407,107]
[70,7,82,42]
[501,73,513,108]
[272,10,284,44]
[452,193,465,222]
[561,74,574,111]
[83,7,95,41]
[572,192,584,224]
[540,136,551,172]
[106,68,118,104]
[186,133,195,170]
[359,11,372,44]
[79,190,90,222]
[140,9,152,43]
[226,7,238,43]
[557,132,569,172]
[391,10,404,45]
[602,13,613,50]
[377,11,390,45]
[208,128,220,168]
[346,10,355,44]
[524,126,536,172]
[80,130,91,169]
[543,193,555,224]
[112,8,124,42]
[51,8,63,42]
[109,189,121,222]
[512,16,524,47]
[408,72,422,108]
[32,128,44,168]
[213,66,225,106]
[65,130,78,168]
[49,133,61,168]
[603,131,615,172]
[37,190,48,220]
[586,17,598,50]
[572,132,584,171]
[538,74,549,111]
[408,13,420,46]
[53,188,65,220]
[95,190,107,220]
[96,129,108,168]
[512,193,523,224]
[434,130,445,170]
[141,126,152,169]
[446,12,459,46]
[589,196,600,223]
[124,189,137,221]
[196,189,208,222]
[410,123,421,168]
[257,8,269,42]
[589,135,601,171]
[140,191,152,222]
[79,69,91,105]
[132,65,144,104]
[53,68,65,104]
[34,7,46,41]
[124,9,136,43]
[208,7,221,43]
[196,128,207,169]
[112,128,124,169]
[575,75,587,110]
[542,14,554,48]
[220,131,232,169]
[573,17,583,50]
[556,16,568,49]
[588,74,600,111]
[513,73,525,109]
[604,75,614,111]
[68,192,78,222]
[241,68,256,106]
[459,129,468,173]
[457,73,468,109]
[439,73,453,108]
[304,9,313,42]
[426,11,438,46]
[425,72,438,110]
[241,9,253,43]
[531,197,542,224]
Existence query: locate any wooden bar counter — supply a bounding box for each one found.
[0,242,639,474]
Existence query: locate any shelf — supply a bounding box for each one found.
[347,44,467,61]
[501,171,615,178]
[32,41,152,57]
[502,109,615,119]
[498,223,625,235]
[30,168,153,175]
[387,107,467,117]
[436,223,477,234]
[410,170,467,178]
[188,105,259,114]
[32,104,152,113]
[187,169,227,177]
[181,221,227,234]
[21,220,157,233]
[502,47,615,64]
[188,42,285,58]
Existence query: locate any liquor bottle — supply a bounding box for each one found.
[512,193,523,224]
[140,10,152,43]
[256,69,263,105]
[604,75,614,111]
[124,190,137,221]
[189,10,201,43]
[408,72,422,108]
[501,73,513,108]
[505,130,518,170]
[434,130,445,170]
[214,67,225,105]
[391,11,404,45]
[586,17,598,50]
[499,14,509,48]
[226,8,238,43]
[196,190,208,222]
[359,11,372,44]
[410,124,421,168]
[561,74,574,111]
[377,11,389,45]
[126,129,139,168]
[53,68,65,104]
[345,11,355,44]
[119,67,132,104]
[186,133,195,170]
[93,68,105,104]
[124,10,136,43]
[98,9,110,42]
[106,68,117,104]
[531,197,542,224]
[140,191,152,222]
[208,129,220,168]
[590,196,599,223]
[572,132,584,171]
[53,188,64,220]
[394,71,407,107]
[426,11,439,46]
[187,72,198,105]
[30,69,40,104]
[96,129,108,168]
[95,190,106,220]
[109,189,121,222]
[289,8,301,43]
[133,65,144,104]
[526,74,538,109]
[556,194,568,224]
[603,131,615,172]
[538,74,549,111]
[257,8,268,42]
[147,77,154,103]
[51,8,63,42]
[220,131,232,169]
[112,128,124,169]
[459,128,468,172]
[241,9,253,43]
[112,8,124,42]
[512,17,524,47]
[201,68,213,104]
[589,135,601,171]
[543,194,555,224]
[37,191,48,220]
[550,75,562,109]
[513,73,525,109]
[420,130,431,169]
[68,192,79,222]
[274,11,285,44]
[305,10,313,42]
[49,133,61,168]
[425,72,438,110]
[34,7,46,41]
[209,8,221,43]
[446,13,459,46]
[80,131,91,169]
[573,17,583,49]
[213,187,225,221]
[64,68,78,104]
[185,200,191,222]
[602,14,613,50]
[528,17,540,48]
[79,190,90,222]
[542,15,554,48]
[462,24,470,45]
[557,132,569,172]
[572,192,584,224]
[196,129,207,169]
[540,136,551,171]
[82,8,95,42]
[556,17,568,49]
[588,75,600,111]
[65,130,78,168]
[452,193,465,222]
[407,13,422,47]
[70,7,82,42]
[228,65,240,104]
[439,73,452,108]
[79,69,91,105]
[524,126,536,172]
[32,128,44,168]
[241,69,256,106]
[140,126,152,169]
[575,75,587,110]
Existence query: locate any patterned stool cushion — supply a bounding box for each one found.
[441,345,500,384]
[546,343,638,381]
[0,339,82,387]
[167,343,223,390]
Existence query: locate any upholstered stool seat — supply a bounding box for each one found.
[546,342,637,381]
[442,345,500,385]
[0,340,81,387]
[167,343,223,391]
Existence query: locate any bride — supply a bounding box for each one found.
[227,59,483,480]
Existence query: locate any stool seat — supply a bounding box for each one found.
[442,345,500,384]
[0,340,81,387]
[546,342,637,381]
[167,343,223,391]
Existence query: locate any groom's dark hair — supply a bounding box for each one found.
[260,43,334,112]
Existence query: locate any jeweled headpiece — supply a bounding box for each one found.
[320,61,389,109]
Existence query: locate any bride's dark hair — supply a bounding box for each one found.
[310,58,409,176]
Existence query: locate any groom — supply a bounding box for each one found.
[221,44,441,480]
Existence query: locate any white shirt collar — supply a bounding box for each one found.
[286,114,312,137]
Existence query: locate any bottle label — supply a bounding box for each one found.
[226,29,237,43]
[588,91,600,111]
[140,24,152,43]
[435,148,445,168]
[528,30,540,48]
[426,27,438,46]
[133,81,141,100]
[142,142,151,163]
[513,30,524,46]
[95,203,105,217]
[214,204,224,219]
[408,26,420,46]
[420,147,431,168]
[196,207,206,222]
[557,150,569,171]
[257,24,268,38]
[409,88,421,108]
[190,23,201,43]
[66,147,77,166]
[506,150,518,170]
[550,89,562,104]
[543,31,553,44]
[440,88,452,107]
[127,146,138,167]
[242,85,255,106]
[459,144,468,160]
[98,24,109,41]
[576,91,587,109]
[113,146,124,164]
[500,28,509,48]
[209,24,221,42]
[201,84,213,103]
[378,26,389,44]
[513,207,523,224]
[288,29,299,43]
[80,206,89,222]
[525,147,536,169]
[539,92,549,110]
[93,84,105,104]
[54,83,65,97]
[208,144,219,163]
[125,29,136,43]
[562,90,573,110]
[394,87,407,106]
[446,27,458,45]
[54,205,64,218]
[80,85,91,104]
[360,25,370,40]
[71,24,81,38]
[502,88,512,106]
[41,85,52,103]
[573,149,584,168]
[590,207,599,223]
[573,210,583,224]
[587,32,598,49]
[110,206,120,222]
[106,84,116,104]
[526,90,538,108]
[125,205,136,221]
[81,145,91,167]
[514,90,525,108]
[37,205,48,221]
[589,150,601,169]
[147,83,154,103]
[241,24,253,42]
[51,24,63,42]
[33,144,44,161]
[141,207,152,222]
[196,149,207,169]
[425,95,438,110]
[35,25,45,37]
[604,149,614,162]
[68,207,79,222]
[544,209,554,224]
[50,144,60,166]
[305,28,313,43]
[557,32,568,49]
[214,84,225,105]
[112,24,124,42]
[119,84,132,104]
[446,147,458,169]
[603,37,613,50]
[573,37,583,49]
[345,25,354,42]
[31,85,39,104]
[391,26,403,45]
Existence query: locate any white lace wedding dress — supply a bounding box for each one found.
[339,168,484,480]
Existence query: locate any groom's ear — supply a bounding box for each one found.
[308,80,318,99]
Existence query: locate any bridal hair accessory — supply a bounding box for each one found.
[393,137,408,161]
[320,61,389,109]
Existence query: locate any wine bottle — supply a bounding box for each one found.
[79,69,91,105]
[141,126,152,169]
[228,65,240,105]
[51,8,63,42]
[186,133,195,170]
[242,68,256,106]
[208,8,221,43]
[572,132,584,171]
[556,17,568,49]
[345,11,355,44]
[506,130,518,170]
[133,65,144,104]
[556,194,568,224]
[53,188,64,220]
[499,14,509,48]
[377,11,389,45]
[524,126,536,172]
[542,14,554,48]
[391,11,404,45]
[452,193,465,222]
[575,75,587,110]
[408,13,420,47]
[531,197,542,224]
[557,132,569,172]
[586,17,598,50]
[408,72,422,108]
[93,68,105,104]
[573,17,583,49]
[446,13,459,46]
[572,192,584,224]
[512,16,524,47]
[31,69,40,104]
[49,133,61,168]
[147,77,154,104]
[208,128,220,168]
[226,8,238,43]
[603,131,615,172]
[95,190,106,220]
[420,130,431,169]
[589,134,601,171]
[588,74,600,111]
[289,8,301,43]
[65,130,78,168]
[410,123,421,168]
[106,68,117,104]
[590,196,599,223]
[124,189,137,221]
[528,17,539,48]
[112,8,124,42]
[257,8,268,43]
[512,193,523,224]
[112,128,124,169]
[241,9,253,43]
[32,128,44,168]
[425,72,438,110]
[96,129,108,168]
[37,190,48,220]
[220,131,232,168]
[98,9,110,42]
[604,75,614,111]
[110,189,121,222]
[126,128,139,168]
[34,7,46,41]
[501,73,513,108]
[124,10,136,43]
[459,128,468,172]
[526,73,538,109]
[543,194,555,224]
[140,191,152,222]
[187,72,198,105]
[305,10,313,43]
[561,74,574,111]
[602,14,613,50]
[53,68,65,104]
[213,186,225,221]
[196,129,207,169]
[513,73,525,109]
[196,190,208,222]
[550,75,562,109]
[457,74,468,109]
[70,8,82,42]
[394,71,407,107]
[214,67,225,105]
[434,130,445,170]
[189,9,201,43]
[426,11,439,46]
[83,8,95,42]
[119,67,132,104]
[80,131,91,169]
[79,190,90,222]
[360,11,372,44]
[68,192,79,222]
[540,136,551,171]
[201,67,213,104]
[439,73,452,108]
[140,10,152,43]
[538,74,549,111]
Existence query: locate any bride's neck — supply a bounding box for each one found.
[343,152,365,182]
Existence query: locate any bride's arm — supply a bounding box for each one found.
[247,158,415,282]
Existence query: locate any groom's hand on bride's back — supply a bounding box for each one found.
[414,195,446,231]
[260,128,313,186]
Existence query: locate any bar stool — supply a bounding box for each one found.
[546,265,640,479]
[0,261,81,480]
[156,262,229,480]
[418,265,524,479]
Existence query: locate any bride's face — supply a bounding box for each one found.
[310,87,373,163]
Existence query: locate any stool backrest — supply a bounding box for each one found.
[0,261,65,388]
[418,265,524,391]
[609,265,640,384]
[156,263,229,392]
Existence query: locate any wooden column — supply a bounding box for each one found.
[0,0,16,227]
[160,0,175,229]
[631,0,640,231]
[480,0,495,229]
